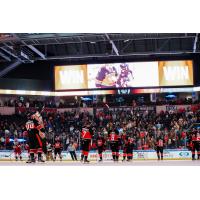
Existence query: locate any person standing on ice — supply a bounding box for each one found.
[80,124,93,163]
[155,136,164,160]
[25,110,46,163]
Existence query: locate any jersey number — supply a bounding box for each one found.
[111,134,115,141]
[26,123,34,130]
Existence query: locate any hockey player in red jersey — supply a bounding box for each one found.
[189,130,200,160]
[96,132,105,162]
[108,128,120,161]
[53,137,63,161]
[80,125,93,163]
[156,136,164,160]
[13,139,22,161]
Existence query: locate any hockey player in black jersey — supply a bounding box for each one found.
[25,111,46,163]
[96,133,105,162]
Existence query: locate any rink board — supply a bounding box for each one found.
[0,149,192,161]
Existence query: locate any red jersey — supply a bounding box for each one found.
[157,139,164,147]
[109,132,118,142]
[13,144,22,153]
[140,132,145,138]
[97,138,104,147]
[164,135,168,142]
[54,142,62,149]
[81,129,92,140]
[128,138,134,143]
[143,144,149,150]
[124,139,128,145]
[192,136,200,141]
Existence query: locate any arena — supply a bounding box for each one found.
[0,33,200,165]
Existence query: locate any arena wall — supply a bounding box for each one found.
[0,149,192,161]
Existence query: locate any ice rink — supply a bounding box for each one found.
[0,160,200,166]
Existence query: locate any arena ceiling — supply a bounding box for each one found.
[0,33,199,77]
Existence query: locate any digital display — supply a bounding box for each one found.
[87,62,159,88]
[54,60,193,90]
[158,60,193,86]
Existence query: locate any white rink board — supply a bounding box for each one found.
[0,149,192,160]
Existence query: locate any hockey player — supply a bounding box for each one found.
[25,111,46,163]
[95,65,118,88]
[34,110,47,156]
[117,63,133,87]
[156,136,164,160]
[122,137,134,161]
[122,137,128,161]
[96,133,105,162]
[46,142,54,161]
[13,139,22,161]
[108,128,120,161]
[126,137,134,161]
[53,138,63,161]
[80,125,93,163]
[190,130,200,160]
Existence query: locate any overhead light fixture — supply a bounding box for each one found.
[90,41,96,44]
[124,39,130,43]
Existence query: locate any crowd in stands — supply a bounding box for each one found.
[1,99,200,151]
[0,95,199,108]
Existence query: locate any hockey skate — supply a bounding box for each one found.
[26,159,35,163]
[84,159,90,164]
[38,158,45,163]
[114,158,119,162]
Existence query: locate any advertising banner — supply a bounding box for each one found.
[0,107,15,115]
[57,107,93,115]
[156,105,192,113]
[16,107,57,114]
[96,106,155,113]
[0,150,192,161]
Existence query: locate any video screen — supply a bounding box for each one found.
[54,60,193,90]
[87,62,159,88]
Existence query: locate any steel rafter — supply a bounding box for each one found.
[0,33,199,63]
[105,33,119,56]
[0,60,21,77]
[0,50,11,61]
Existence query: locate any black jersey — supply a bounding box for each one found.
[25,119,40,134]
[96,136,105,147]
